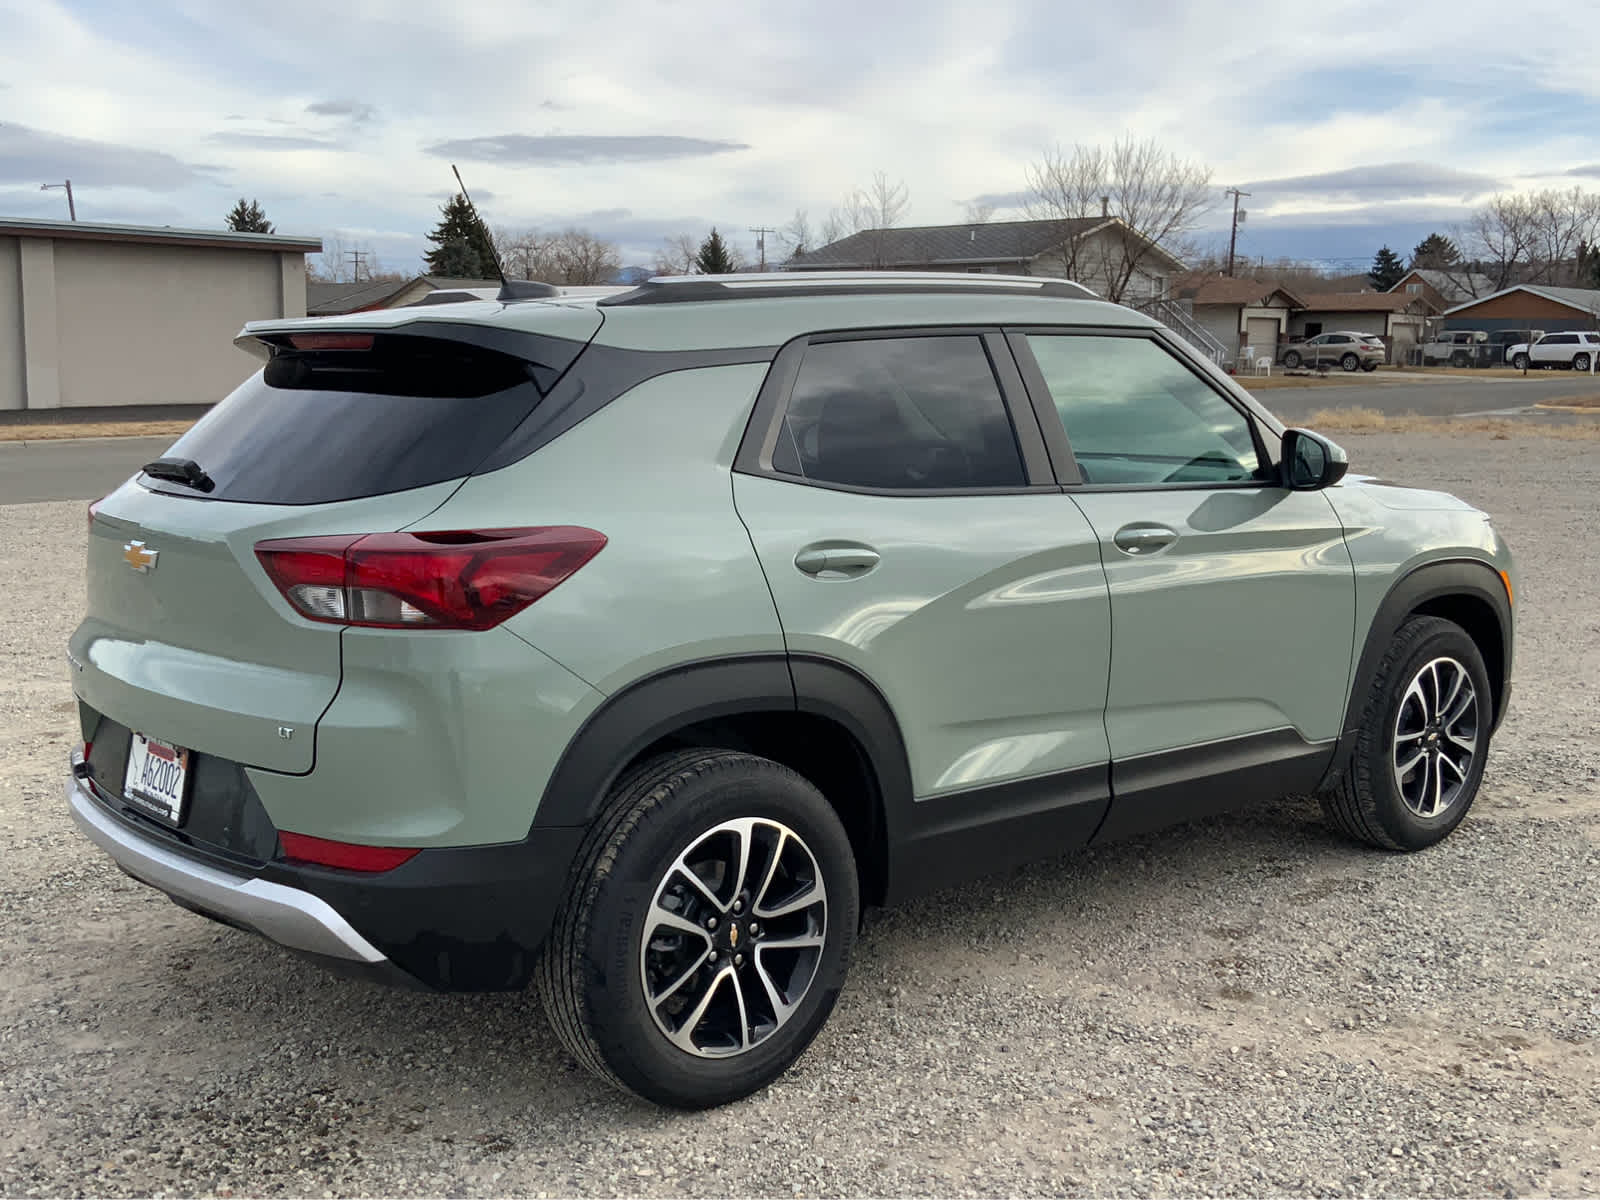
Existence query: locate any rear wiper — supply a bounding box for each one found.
[142,456,215,493]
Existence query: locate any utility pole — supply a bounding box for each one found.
[1225,189,1249,276]
[346,249,369,282]
[41,180,76,221]
[749,226,777,272]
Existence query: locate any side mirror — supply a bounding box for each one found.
[1281,428,1349,490]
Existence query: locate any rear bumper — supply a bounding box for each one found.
[68,772,385,964]
[67,762,588,991]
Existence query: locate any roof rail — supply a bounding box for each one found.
[596,270,1100,307]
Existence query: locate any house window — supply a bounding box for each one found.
[1406,283,1422,294]
[1304,322,1323,337]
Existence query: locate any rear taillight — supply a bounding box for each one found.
[254,527,606,631]
[278,831,420,872]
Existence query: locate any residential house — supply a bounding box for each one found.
[1442,284,1600,333]
[1289,292,1430,359]
[1386,268,1495,312]
[1164,274,1304,365]
[307,274,500,316]
[789,217,1186,303]
[1,216,319,412]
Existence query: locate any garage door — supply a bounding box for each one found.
[1244,317,1279,365]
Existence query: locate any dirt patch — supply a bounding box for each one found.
[0,421,196,442]
[1534,394,1600,410]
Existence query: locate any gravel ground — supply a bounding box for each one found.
[2,432,1597,1198]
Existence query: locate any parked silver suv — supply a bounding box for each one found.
[68,272,1515,1108]
[1280,330,1385,371]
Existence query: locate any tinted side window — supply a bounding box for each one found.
[771,336,1025,490]
[1024,334,1262,487]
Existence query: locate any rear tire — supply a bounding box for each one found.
[1283,350,1302,369]
[1361,361,1378,372]
[1449,351,1469,368]
[1573,353,1590,372]
[1319,616,1492,852]
[537,749,858,1109]
[1341,352,1360,372]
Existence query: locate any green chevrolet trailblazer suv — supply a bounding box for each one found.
[67,272,1515,1108]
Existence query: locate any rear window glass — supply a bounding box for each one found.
[144,335,552,505]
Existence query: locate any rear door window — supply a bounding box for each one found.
[770,336,1026,491]
[144,333,569,505]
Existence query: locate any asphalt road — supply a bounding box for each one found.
[0,437,172,505]
[1257,373,1600,423]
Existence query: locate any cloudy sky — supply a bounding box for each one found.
[4,0,1599,276]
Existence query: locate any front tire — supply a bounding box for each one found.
[1512,353,1528,371]
[1319,616,1493,851]
[1283,350,1302,369]
[538,749,858,1108]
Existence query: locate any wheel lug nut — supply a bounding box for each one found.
[705,916,718,931]
[708,951,718,962]
[732,899,744,913]
[733,953,744,966]
[749,923,759,936]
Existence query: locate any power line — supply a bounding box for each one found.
[346,249,370,282]
[749,226,777,272]
[1224,189,1249,277]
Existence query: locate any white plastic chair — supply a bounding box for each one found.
[1254,355,1273,377]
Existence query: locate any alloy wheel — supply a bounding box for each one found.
[640,817,827,1058]
[1392,656,1479,819]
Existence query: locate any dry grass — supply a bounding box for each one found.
[1304,406,1600,440]
[0,420,195,442]
[1239,374,1356,390]
[1386,365,1527,378]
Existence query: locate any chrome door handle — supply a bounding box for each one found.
[1113,524,1178,555]
[795,546,881,578]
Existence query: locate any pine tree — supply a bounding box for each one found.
[423,193,498,278]
[1410,233,1460,270]
[1368,245,1405,290]
[225,198,274,234]
[694,227,737,275]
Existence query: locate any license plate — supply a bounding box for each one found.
[123,734,191,827]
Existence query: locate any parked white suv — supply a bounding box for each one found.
[1506,331,1600,371]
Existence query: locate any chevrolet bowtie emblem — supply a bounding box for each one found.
[729,924,740,947]
[123,541,159,573]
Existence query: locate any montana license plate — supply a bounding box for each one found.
[123,733,191,826]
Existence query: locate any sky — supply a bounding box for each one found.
[4,0,1600,279]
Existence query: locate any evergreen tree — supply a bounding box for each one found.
[1368,245,1405,290]
[1410,233,1460,270]
[423,193,498,278]
[694,227,737,275]
[224,198,274,234]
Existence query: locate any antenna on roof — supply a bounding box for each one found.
[450,163,557,302]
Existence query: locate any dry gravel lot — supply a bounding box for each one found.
[2,431,1597,1198]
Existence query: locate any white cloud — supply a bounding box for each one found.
[3,0,1600,269]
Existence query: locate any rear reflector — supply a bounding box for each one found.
[255,527,606,631]
[278,831,420,872]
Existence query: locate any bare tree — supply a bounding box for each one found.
[831,171,913,266]
[818,208,846,247]
[1023,136,1212,303]
[551,229,622,285]
[963,200,996,224]
[315,233,387,282]
[654,233,700,276]
[1455,187,1600,292]
[493,226,559,281]
[779,208,815,260]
